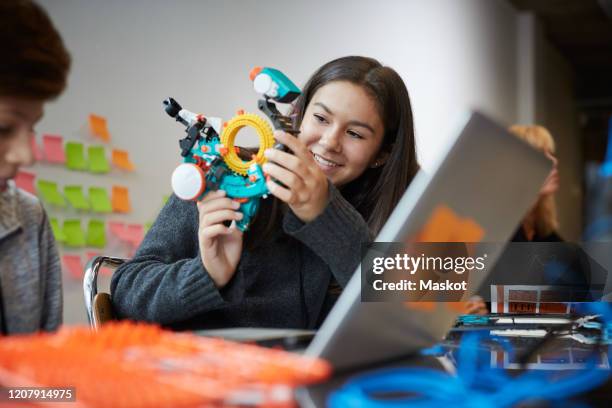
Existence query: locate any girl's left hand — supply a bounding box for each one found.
[262,130,329,223]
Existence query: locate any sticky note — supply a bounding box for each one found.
[14,171,36,195]
[89,114,110,142]
[108,221,126,241]
[89,187,112,213]
[88,145,110,173]
[31,135,43,161]
[144,222,153,234]
[125,223,144,247]
[64,185,90,210]
[49,217,66,242]
[111,185,130,213]
[62,254,83,279]
[37,180,66,207]
[63,219,86,247]
[86,219,106,248]
[112,149,135,171]
[65,142,87,170]
[42,134,65,164]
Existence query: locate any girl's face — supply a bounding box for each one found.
[0,96,41,190]
[299,81,385,187]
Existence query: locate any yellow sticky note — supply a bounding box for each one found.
[112,149,135,171]
[111,185,131,213]
[89,114,110,142]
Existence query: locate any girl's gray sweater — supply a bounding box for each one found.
[111,184,370,330]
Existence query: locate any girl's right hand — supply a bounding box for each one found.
[197,190,244,288]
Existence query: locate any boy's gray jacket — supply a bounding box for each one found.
[0,182,62,334]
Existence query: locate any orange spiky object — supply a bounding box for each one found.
[0,322,331,407]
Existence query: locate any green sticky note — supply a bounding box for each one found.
[89,187,112,213]
[37,180,66,207]
[88,145,110,173]
[86,219,106,248]
[65,142,87,170]
[63,219,85,247]
[64,185,90,210]
[49,218,66,242]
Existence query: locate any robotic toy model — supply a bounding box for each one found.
[163,67,300,231]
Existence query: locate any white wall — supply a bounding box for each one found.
[36,0,522,323]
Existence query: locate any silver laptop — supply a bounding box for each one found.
[201,111,551,372]
[304,111,551,370]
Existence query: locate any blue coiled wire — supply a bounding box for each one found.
[328,304,612,408]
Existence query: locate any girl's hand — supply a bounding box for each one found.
[197,190,244,288]
[263,131,329,223]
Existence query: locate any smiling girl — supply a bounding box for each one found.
[111,56,419,330]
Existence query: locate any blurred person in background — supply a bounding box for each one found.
[466,125,562,315]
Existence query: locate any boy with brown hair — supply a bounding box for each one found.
[0,0,70,334]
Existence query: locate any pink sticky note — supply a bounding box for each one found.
[42,134,66,164]
[62,254,83,279]
[14,171,36,195]
[108,221,126,239]
[31,135,43,161]
[125,224,144,247]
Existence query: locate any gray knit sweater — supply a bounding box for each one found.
[0,182,62,334]
[111,184,370,330]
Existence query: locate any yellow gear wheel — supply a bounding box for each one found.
[220,113,274,175]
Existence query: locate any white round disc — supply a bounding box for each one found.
[253,73,274,95]
[171,163,205,200]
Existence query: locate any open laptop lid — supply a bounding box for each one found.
[305,111,552,371]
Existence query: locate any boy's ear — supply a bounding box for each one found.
[370,150,390,168]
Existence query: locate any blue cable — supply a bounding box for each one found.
[329,305,612,408]
[601,115,612,177]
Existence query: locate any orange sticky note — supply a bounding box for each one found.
[89,114,111,142]
[14,171,36,195]
[62,254,83,279]
[111,186,130,213]
[30,135,43,161]
[112,149,135,171]
[125,223,144,247]
[42,134,65,163]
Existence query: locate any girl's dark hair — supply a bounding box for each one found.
[246,56,418,247]
[0,0,71,99]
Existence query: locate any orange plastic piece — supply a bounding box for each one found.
[414,205,485,243]
[234,198,249,204]
[219,146,229,156]
[0,322,331,408]
[249,175,257,182]
[234,146,240,153]
[201,145,209,153]
[237,109,245,115]
[249,66,263,81]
